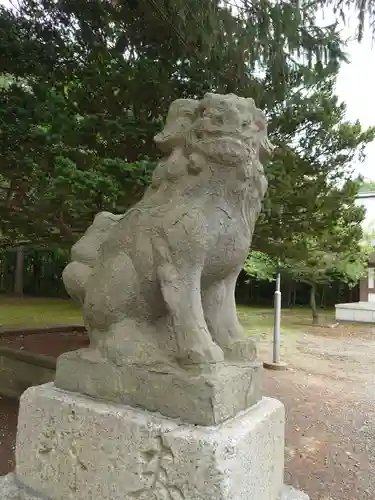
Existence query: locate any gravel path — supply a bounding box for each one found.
[259,328,375,500]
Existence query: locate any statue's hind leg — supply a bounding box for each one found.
[83,253,141,336]
[158,263,224,364]
[62,261,92,306]
[202,270,257,361]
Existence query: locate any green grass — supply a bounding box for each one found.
[0,296,82,329]
[0,296,337,332]
[237,305,336,336]
[1,294,365,337]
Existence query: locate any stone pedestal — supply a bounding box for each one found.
[55,348,262,426]
[8,383,305,500]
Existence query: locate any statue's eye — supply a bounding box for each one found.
[212,115,224,125]
[199,106,207,117]
[242,120,250,128]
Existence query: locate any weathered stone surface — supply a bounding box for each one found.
[16,383,284,500]
[0,469,309,500]
[0,475,312,500]
[19,485,45,500]
[55,346,261,426]
[0,475,47,500]
[0,473,19,499]
[0,476,311,500]
[62,211,123,306]
[279,485,310,500]
[62,93,270,374]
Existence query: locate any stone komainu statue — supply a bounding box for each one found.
[63,93,271,366]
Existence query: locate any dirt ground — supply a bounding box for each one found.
[0,323,375,499]
[0,330,88,358]
[0,397,18,476]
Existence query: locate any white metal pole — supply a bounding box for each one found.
[273,272,281,364]
[264,206,287,370]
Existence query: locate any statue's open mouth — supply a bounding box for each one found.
[188,135,252,166]
[198,129,252,147]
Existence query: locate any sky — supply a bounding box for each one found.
[0,1,374,180]
[333,17,375,180]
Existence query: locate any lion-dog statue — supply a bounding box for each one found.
[63,93,270,367]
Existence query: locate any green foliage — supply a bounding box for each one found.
[0,80,155,243]
[245,217,372,321]
[244,251,278,282]
[283,200,372,289]
[0,245,70,296]
[254,75,375,258]
[0,0,349,244]
[0,0,373,247]
[281,227,370,322]
[282,242,368,288]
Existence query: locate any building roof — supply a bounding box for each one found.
[357,192,375,199]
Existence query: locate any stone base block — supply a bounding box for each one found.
[0,474,310,500]
[55,347,261,425]
[16,383,286,500]
[0,473,19,499]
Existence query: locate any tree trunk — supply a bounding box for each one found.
[14,246,24,296]
[309,283,319,325]
[320,286,325,308]
[287,281,292,307]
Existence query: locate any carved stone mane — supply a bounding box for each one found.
[148,93,269,193]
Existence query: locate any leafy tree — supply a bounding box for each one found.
[282,237,370,324]
[0,0,374,248]
[0,0,347,244]
[246,216,373,324]
[245,246,370,324]
[0,76,155,244]
[254,75,375,259]
[244,251,277,282]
